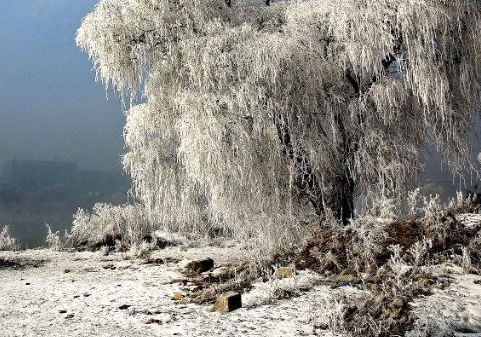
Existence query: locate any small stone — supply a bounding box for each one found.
[146,258,164,265]
[59,310,67,314]
[186,258,214,274]
[102,264,116,270]
[277,267,294,278]
[65,313,74,320]
[336,268,360,284]
[119,304,131,310]
[171,293,184,301]
[210,292,242,312]
[63,269,71,273]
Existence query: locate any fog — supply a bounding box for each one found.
[0,0,124,171]
[0,0,479,247]
[0,1,129,246]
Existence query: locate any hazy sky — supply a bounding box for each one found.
[0,0,124,170]
[0,0,479,195]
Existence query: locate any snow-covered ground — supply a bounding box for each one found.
[0,246,326,337]
[1,245,480,337]
[410,264,481,337]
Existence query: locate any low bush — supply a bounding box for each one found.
[68,203,153,250]
[0,225,20,251]
[45,224,63,251]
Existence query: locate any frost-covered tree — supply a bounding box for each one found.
[77,0,481,234]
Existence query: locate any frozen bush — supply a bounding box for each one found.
[127,241,154,259]
[407,188,422,217]
[387,244,412,288]
[45,224,62,251]
[69,203,153,249]
[0,225,19,251]
[408,239,431,271]
[422,194,441,220]
[99,245,110,256]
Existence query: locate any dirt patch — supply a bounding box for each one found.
[0,257,47,270]
[386,220,424,247]
[295,228,354,274]
[176,263,253,305]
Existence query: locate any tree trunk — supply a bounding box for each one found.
[323,170,355,225]
[276,116,356,226]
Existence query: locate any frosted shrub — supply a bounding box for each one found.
[45,224,62,251]
[422,194,441,220]
[461,246,472,273]
[122,204,154,245]
[127,241,153,259]
[455,191,465,208]
[409,239,431,270]
[387,245,412,288]
[250,216,318,266]
[407,188,422,217]
[0,225,19,251]
[99,245,110,256]
[311,290,372,336]
[312,292,347,335]
[70,203,153,249]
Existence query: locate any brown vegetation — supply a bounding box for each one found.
[296,203,481,337]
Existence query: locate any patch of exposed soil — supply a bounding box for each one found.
[0,257,46,270]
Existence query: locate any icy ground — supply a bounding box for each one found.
[1,244,480,337]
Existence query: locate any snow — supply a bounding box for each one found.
[410,264,481,337]
[0,248,326,337]
[455,213,481,229]
[1,246,481,337]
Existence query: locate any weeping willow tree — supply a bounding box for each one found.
[77,0,481,240]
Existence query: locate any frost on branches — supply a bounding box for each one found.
[76,0,481,244]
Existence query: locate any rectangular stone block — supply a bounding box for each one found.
[277,267,294,278]
[210,292,242,312]
[186,258,214,274]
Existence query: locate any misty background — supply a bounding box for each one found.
[0,0,479,248]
